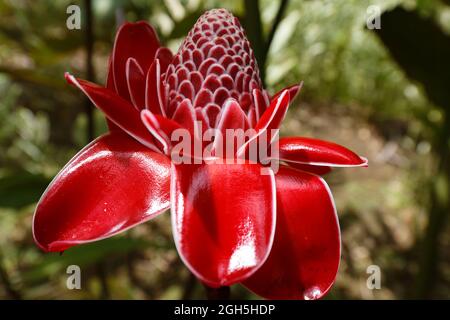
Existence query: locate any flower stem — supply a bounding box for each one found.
[204,285,230,300]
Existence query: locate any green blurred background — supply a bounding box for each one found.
[0,0,449,299]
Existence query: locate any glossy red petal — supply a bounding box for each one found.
[145,59,167,116]
[255,89,290,132]
[243,165,340,299]
[65,73,160,152]
[126,58,146,110]
[277,137,368,167]
[216,99,250,132]
[212,99,250,157]
[272,82,303,102]
[286,163,332,175]
[112,21,160,101]
[171,162,276,287]
[172,99,197,137]
[155,47,173,73]
[105,58,121,131]
[237,90,290,158]
[252,89,268,122]
[247,106,257,128]
[33,132,171,252]
[141,109,182,155]
[106,56,116,92]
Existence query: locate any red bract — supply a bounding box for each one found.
[33,9,367,299]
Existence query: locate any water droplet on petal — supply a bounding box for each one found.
[303,286,322,300]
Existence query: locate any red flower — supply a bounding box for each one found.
[33,9,367,299]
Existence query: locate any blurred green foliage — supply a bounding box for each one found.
[0,0,449,299]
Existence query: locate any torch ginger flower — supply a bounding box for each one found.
[33,9,367,299]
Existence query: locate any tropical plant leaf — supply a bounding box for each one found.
[23,237,151,284]
[0,171,52,209]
